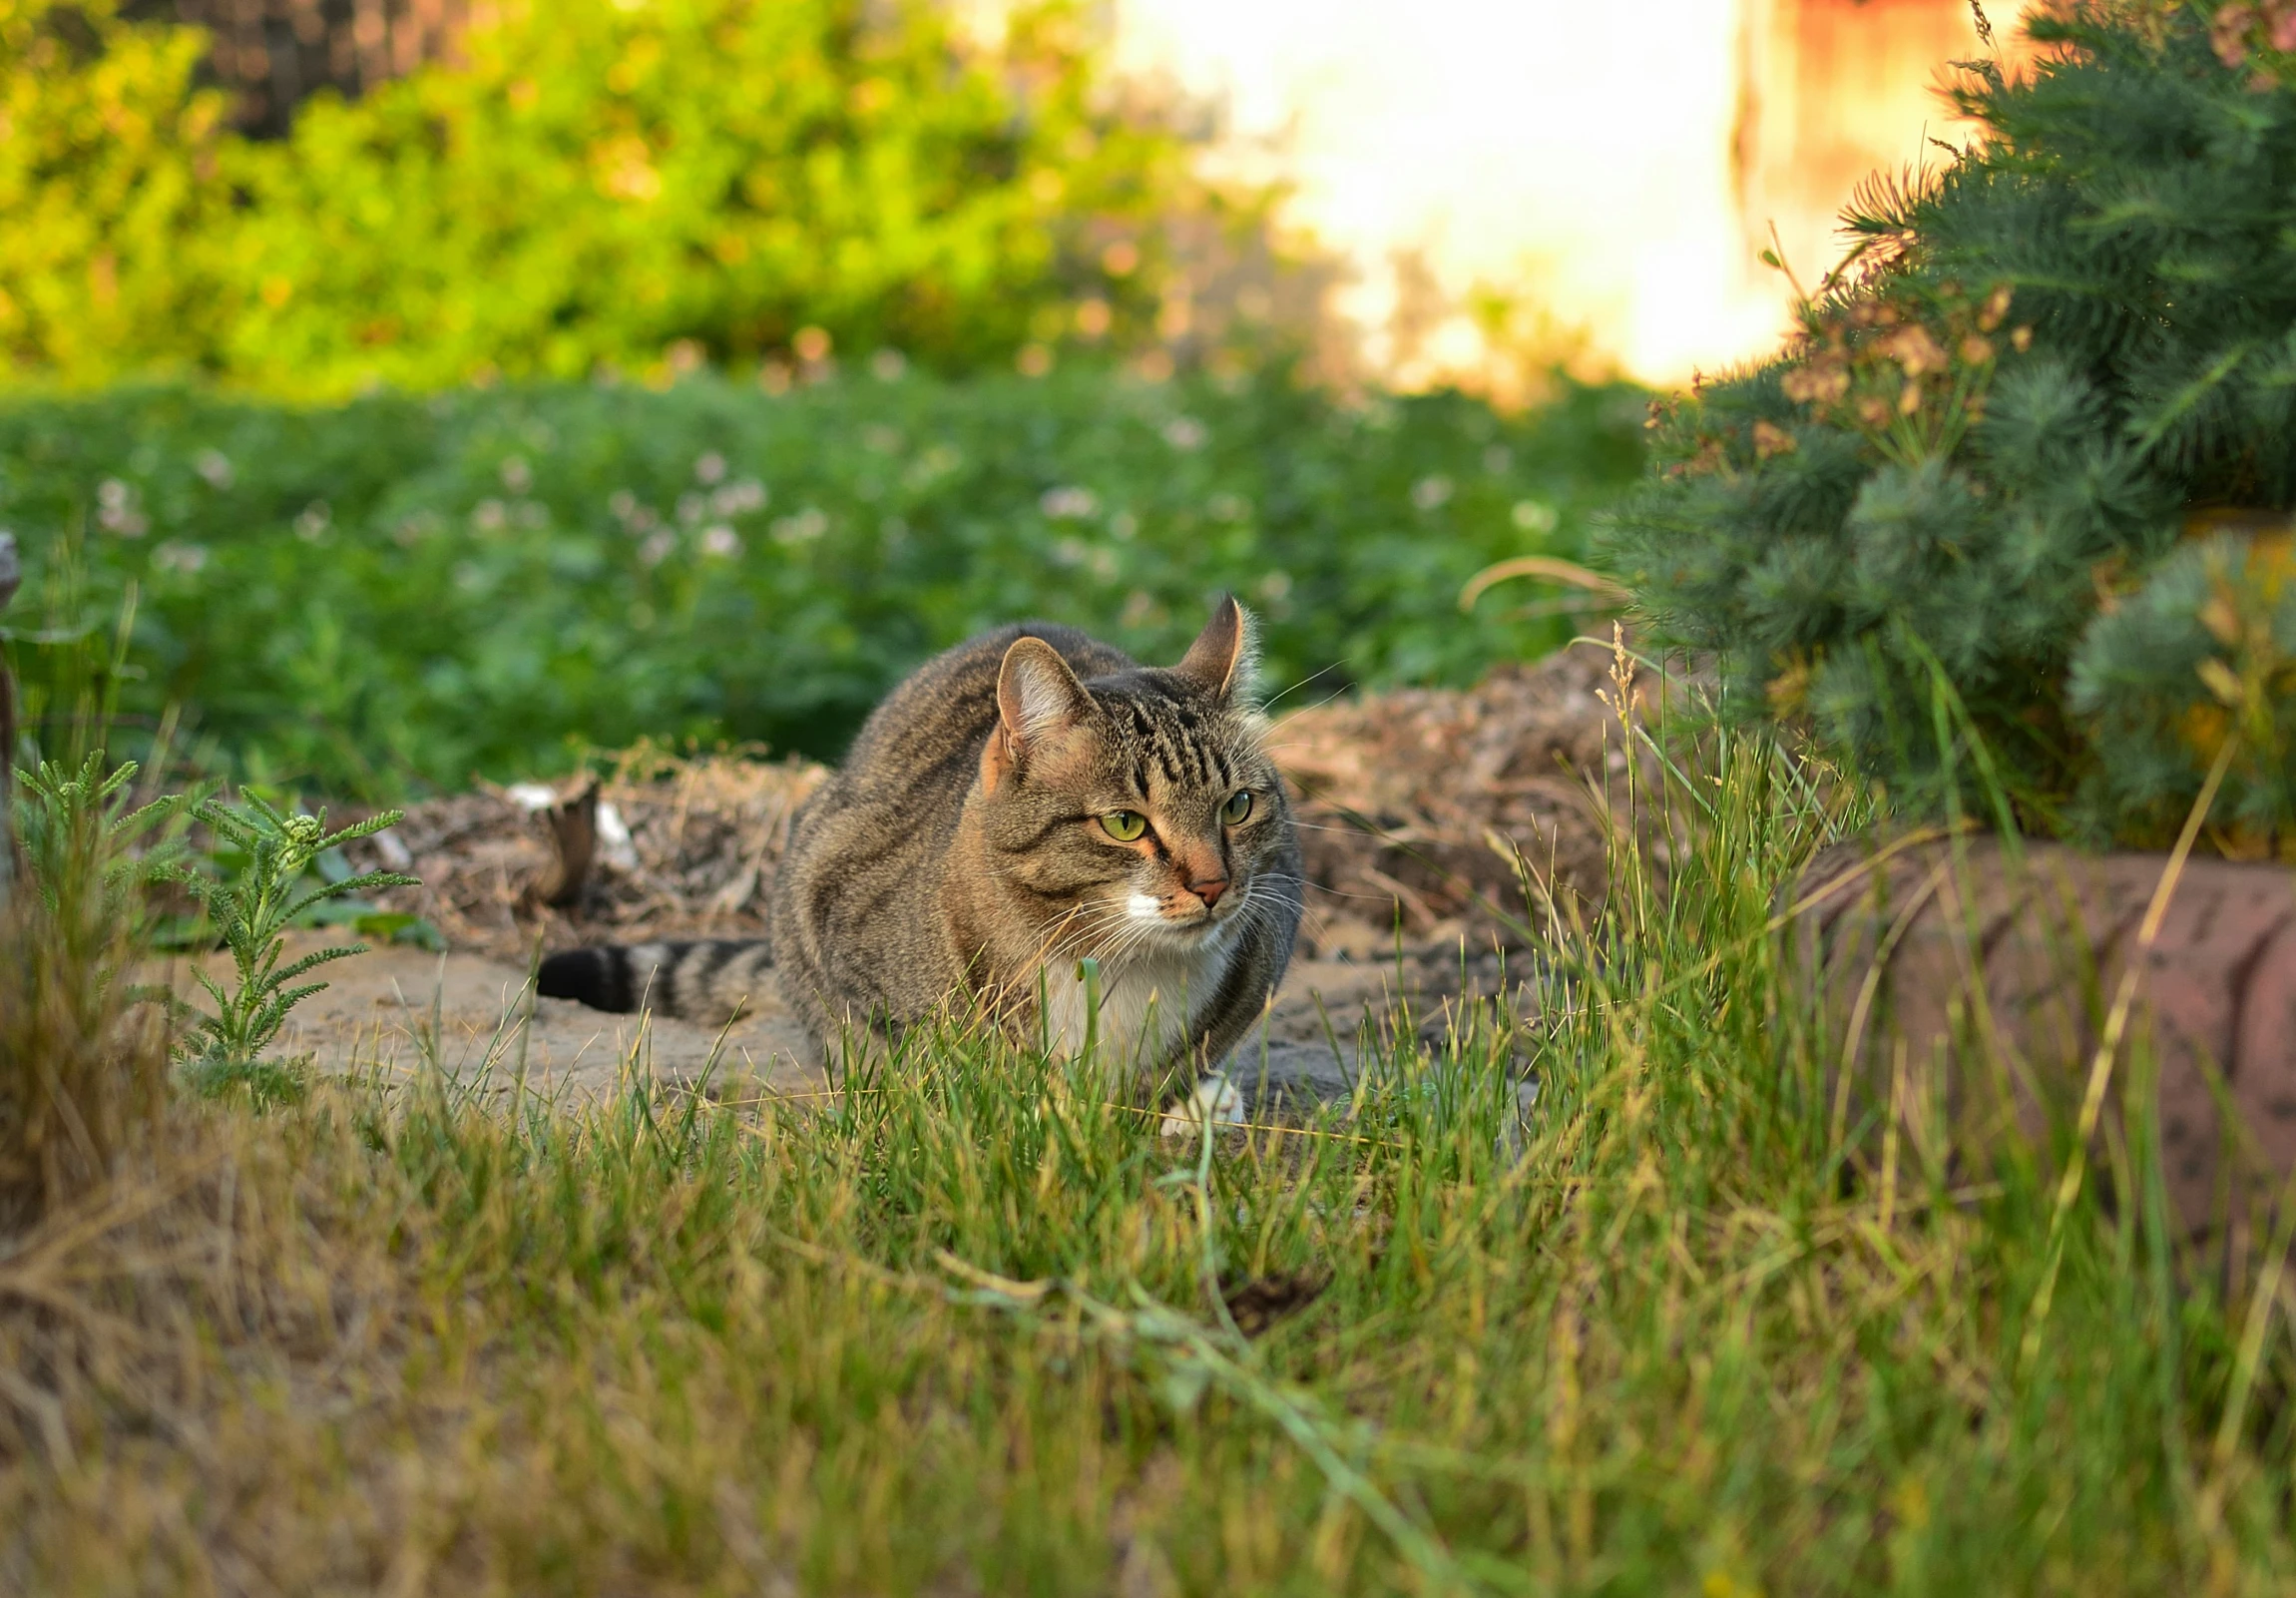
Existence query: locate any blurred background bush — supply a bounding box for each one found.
[3,0,1267,391]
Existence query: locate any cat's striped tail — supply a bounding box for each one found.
[538,939,774,1025]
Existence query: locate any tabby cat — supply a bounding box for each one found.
[539,597,1303,1099]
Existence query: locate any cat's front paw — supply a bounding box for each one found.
[1157,1072,1244,1139]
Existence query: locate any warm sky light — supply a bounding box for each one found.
[1105,0,2025,389]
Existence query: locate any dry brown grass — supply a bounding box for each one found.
[0,800,169,1230]
[0,1105,526,1591]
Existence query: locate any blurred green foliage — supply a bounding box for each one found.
[0,0,236,383]
[1,0,1232,394]
[2070,528,2296,848]
[0,367,1646,796]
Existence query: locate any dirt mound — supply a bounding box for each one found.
[345,642,1657,965]
[1277,637,1652,954]
[351,747,820,962]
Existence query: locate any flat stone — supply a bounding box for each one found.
[158,935,1543,1115]
[1789,837,2296,1241]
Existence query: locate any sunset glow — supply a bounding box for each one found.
[1110,0,2036,388]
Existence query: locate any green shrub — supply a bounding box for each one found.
[0,0,237,384]
[0,366,1646,795]
[1602,2,2296,842]
[2069,529,2296,846]
[1,0,1234,394]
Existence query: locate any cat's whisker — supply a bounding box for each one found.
[1303,882,1420,902]
[1255,662,1350,716]
[1264,683,1355,732]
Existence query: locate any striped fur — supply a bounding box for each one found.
[544,597,1303,1099]
[538,938,775,1022]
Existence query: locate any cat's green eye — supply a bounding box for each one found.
[1100,809,1148,842]
[1222,790,1254,824]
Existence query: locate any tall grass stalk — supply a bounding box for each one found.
[0,757,175,1227]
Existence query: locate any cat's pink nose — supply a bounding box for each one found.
[1187,878,1227,908]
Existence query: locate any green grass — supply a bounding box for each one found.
[0,366,1644,797]
[7,712,2294,1594]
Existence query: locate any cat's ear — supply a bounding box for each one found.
[985,636,1091,796]
[1171,593,1255,702]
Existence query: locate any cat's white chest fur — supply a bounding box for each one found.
[1038,935,1235,1076]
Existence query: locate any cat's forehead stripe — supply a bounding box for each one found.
[1074,678,1264,806]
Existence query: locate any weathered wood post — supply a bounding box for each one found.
[0,531,18,910]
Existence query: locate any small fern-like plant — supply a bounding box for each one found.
[15,754,190,936]
[5,754,186,1219]
[165,794,414,1095]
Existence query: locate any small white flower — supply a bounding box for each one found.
[1040,485,1099,520]
[499,454,533,493]
[870,348,908,381]
[609,490,638,521]
[1109,511,1139,541]
[1483,444,1514,475]
[694,451,727,485]
[770,507,829,545]
[1161,416,1206,451]
[294,500,332,541]
[1411,474,1454,511]
[862,424,902,455]
[95,478,148,537]
[677,492,705,525]
[1206,492,1247,523]
[1512,499,1560,534]
[699,525,742,558]
[472,499,508,533]
[639,529,676,567]
[194,449,233,489]
[151,541,210,575]
[711,479,767,517]
[1257,570,1292,602]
